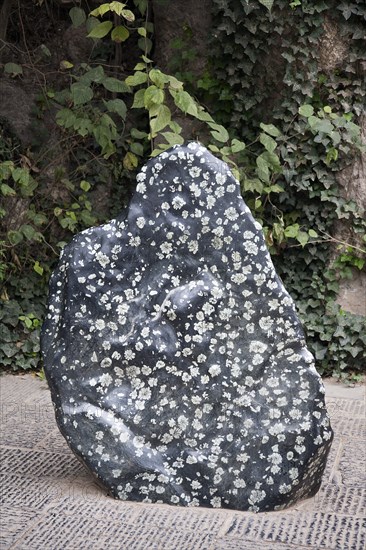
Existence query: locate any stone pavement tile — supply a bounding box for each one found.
[329,416,366,439]
[328,438,366,487]
[0,448,84,480]
[132,503,229,534]
[8,511,216,550]
[0,398,53,424]
[0,507,40,549]
[220,511,366,550]
[37,428,74,455]
[0,474,80,511]
[212,539,326,550]
[321,436,342,484]
[324,382,365,402]
[320,431,366,488]
[0,382,58,451]
[326,397,365,418]
[306,483,366,516]
[46,495,141,521]
[0,412,56,450]
[1,376,365,550]
[49,495,229,534]
[0,376,50,407]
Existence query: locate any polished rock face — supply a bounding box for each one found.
[41,142,333,512]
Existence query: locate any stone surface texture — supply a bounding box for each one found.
[41,142,333,512]
[0,375,364,549]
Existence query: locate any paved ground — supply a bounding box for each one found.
[0,374,365,550]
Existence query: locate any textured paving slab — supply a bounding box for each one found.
[0,375,365,550]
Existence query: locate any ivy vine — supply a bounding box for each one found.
[208,0,366,377]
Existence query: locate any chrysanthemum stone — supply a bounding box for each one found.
[41,142,333,512]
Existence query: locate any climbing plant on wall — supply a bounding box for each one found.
[208,0,366,377]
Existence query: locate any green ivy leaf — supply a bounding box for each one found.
[284,224,300,238]
[56,108,75,129]
[60,60,74,70]
[33,261,44,276]
[167,75,183,91]
[259,132,277,153]
[273,222,285,243]
[265,184,284,193]
[151,144,170,156]
[138,37,153,53]
[134,0,147,15]
[2,343,18,358]
[121,9,135,22]
[169,121,182,134]
[12,168,29,185]
[125,71,148,87]
[259,123,281,137]
[209,123,229,143]
[102,77,130,93]
[80,210,97,226]
[256,155,270,183]
[330,131,341,146]
[123,152,139,170]
[80,180,91,192]
[171,90,197,116]
[86,16,99,34]
[109,1,127,15]
[326,147,338,165]
[32,213,48,226]
[231,139,246,153]
[161,132,185,146]
[144,86,165,109]
[297,231,309,247]
[70,83,93,106]
[69,7,86,27]
[111,26,130,43]
[298,104,314,117]
[134,62,146,71]
[150,105,171,135]
[1,183,15,196]
[194,108,214,123]
[74,117,93,137]
[14,172,37,197]
[7,230,23,246]
[130,128,148,139]
[317,119,334,134]
[21,224,37,241]
[104,98,127,119]
[87,21,113,39]
[130,142,144,156]
[258,0,274,11]
[243,178,264,193]
[0,161,14,180]
[149,69,169,88]
[132,89,145,108]
[90,4,113,17]
[308,115,320,128]
[4,62,23,77]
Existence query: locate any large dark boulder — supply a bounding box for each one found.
[42,142,333,512]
